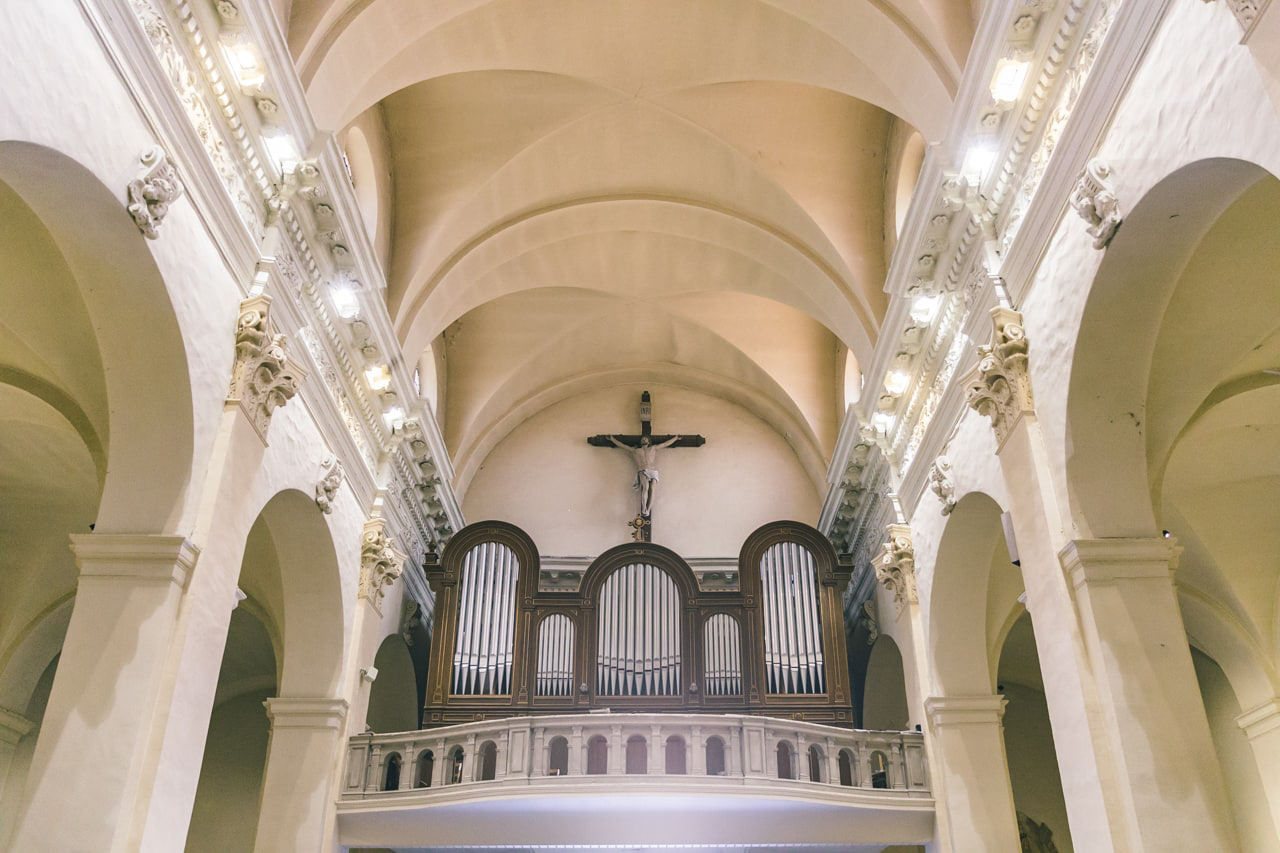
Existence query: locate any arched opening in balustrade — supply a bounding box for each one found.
[665,735,686,774]
[625,734,648,774]
[586,735,608,775]
[548,736,569,776]
[838,749,854,786]
[705,735,726,776]
[870,750,889,789]
[477,740,497,781]
[807,744,825,782]
[383,753,402,791]
[776,740,795,780]
[447,746,465,784]
[415,750,433,788]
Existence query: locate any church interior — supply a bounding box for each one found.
[1,0,1280,850]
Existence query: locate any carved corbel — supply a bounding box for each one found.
[860,599,880,645]
[315,454,344,514]
[360,518,406,613]
[928,455,957,515]
[872,523,917,615]
[966,307,1034,448]
[1069,158,1122,249]
[126,146,184,239]
[229,295,305,442]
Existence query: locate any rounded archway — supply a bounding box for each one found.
[366,634,419,733]
[862,635,909,731]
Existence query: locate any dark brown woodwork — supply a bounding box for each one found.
[422,519,855,728]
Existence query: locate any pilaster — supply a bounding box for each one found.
[1236,697,1280,837]
[256,697,349,851]
[0,708,35,805]
[1059,538,1240,851]
[924,695,1021,852]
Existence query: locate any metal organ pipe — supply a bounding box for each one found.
[452,542,519,695]
[703,614,742,695]
[760,542,825,694]
[536,614,574,696]
[596,563,681,695]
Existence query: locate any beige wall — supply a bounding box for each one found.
[463,382,821,557]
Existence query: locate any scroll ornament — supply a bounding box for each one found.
[315,455,344,514]
[1069,158,1122,249]
[873,524,917,615]
[230,296,303,440]
[360,518,405,611]
[928,455,957,515]
[966,308,1034,448]
[126,146,184,239]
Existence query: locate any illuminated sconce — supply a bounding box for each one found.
[990,57,1031,105]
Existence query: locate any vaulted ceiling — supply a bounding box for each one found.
[290,0,976,495]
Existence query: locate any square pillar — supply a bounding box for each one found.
[1061,538,1240,851]
[0,708,34,805]
[1237,698,1280,838]
[254,698,348,851]
[925,695,1021,852]
[10,535,199,853]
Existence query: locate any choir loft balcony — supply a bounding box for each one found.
[337,712,933,850]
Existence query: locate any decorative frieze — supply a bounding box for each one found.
[315,454,344,514]
[360,517,406,612]
[873,524,917,615]
[928,455,957,515]
[966,307,1034,448]
[1069,158,1122,249]
[126,146,184,238]
[230,295,304,441]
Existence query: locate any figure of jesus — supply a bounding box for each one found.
[608,434,680,517]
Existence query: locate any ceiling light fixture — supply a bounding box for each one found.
[364,364,392,392]
[990,58,1031,104]
[961,145,998,186]
[219,38,265,92]
[872,410,895,432]
[329,284,359,320]
[263,131,299,174]
[910,293,942,324]
[883,369,911,396]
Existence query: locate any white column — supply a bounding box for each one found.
[1237,698,1280,839]
[0,708,34,806]
[10,535,199,853]
[254,698,349,851]
[925,696,1021,853]
[1060,538,1240,851]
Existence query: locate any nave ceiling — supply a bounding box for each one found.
[289,0,979,500]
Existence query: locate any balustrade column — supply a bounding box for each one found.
[649,725,662,774]
[728,726,743,776]
[609,725,623,775]
[432,738,447,787]
[690,727,704,774]
[367,745,383,792]
[569,726,583,775]
[465,733,477,782]
[825,736,839,785]
[400,744,417,791]
[254,698,349,851]
[531,727,545,777]
[495,732,509,781]
[924,696,1020,852]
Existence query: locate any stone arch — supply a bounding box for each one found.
[366,634,419,733]
[927,491,1014,695]
[241,489,347,698]
[862,634,909,731]
[1065,157,1276,538]
[0,141,194,535]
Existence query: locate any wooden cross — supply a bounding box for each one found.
[587,391,705,542]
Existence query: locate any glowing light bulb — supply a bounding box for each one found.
[872,411,895,432]
[364,364,391,392]
[990,58,1031,104]
[330,284,359,320]
[884,370,911,396]
[263,131,299,174]
[910,293,942,324]
[962,146,998,185]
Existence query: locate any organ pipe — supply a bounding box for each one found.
[536,614,575,696]
[703,613,742,695]
[452,541,519,694]
[596,562,681,696]
[760,542,825,694]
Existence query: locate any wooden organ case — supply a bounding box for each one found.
[421,520,855,727]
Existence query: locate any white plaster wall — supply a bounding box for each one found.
[462,382,821,558]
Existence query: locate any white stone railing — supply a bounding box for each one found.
[342,712,928,798]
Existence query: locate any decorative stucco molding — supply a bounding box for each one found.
[360,517,406,612]
[315,454,344,514]
[872,523,917,614]
[1069,157,1122,249]
[126,146,184,238]
[966,307,1034,448]
[928,455,956,515]
[230,295,304,441]
[859,600,880,645]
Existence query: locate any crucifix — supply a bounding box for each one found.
[587,390,706,542]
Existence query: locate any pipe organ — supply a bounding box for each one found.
[422,521,854,726]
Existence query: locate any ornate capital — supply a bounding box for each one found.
[126,146,184,239]
[229,295,305,441]
[1069,158,1122,249]
[315,455,344,514]
[966,307,1034,448]
[928,455,956,515]
[360,517,405,612]
[873,523,917,614]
